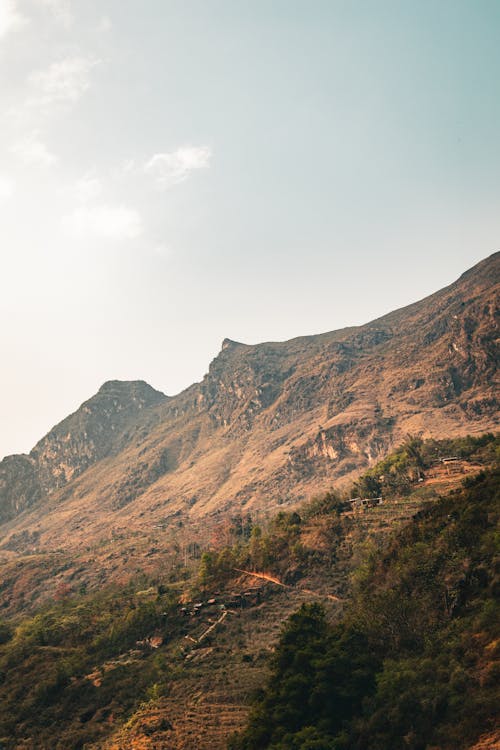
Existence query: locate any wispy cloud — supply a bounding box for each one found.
[144,145,212,188]
[75,174,103,203]
[0,175,14,200]
[10,132,57,167]
[0,0,26,38]
[28,56,100,108]
[96,15,112,33]
[153,243,172,259]
[34,0,73,27]
[61,204,143,241]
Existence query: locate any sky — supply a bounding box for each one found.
[0,0,499,459]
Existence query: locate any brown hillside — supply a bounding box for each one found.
[0,252,498,554]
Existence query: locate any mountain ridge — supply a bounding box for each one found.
[0,252,498,548]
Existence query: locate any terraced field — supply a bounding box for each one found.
[93,479,462,750]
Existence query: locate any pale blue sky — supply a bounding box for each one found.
[0,0,499,458]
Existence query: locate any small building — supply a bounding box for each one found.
[242,590,261,605]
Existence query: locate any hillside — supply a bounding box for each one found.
[0,437,497,749]
[0,253,498,560]
[230,467,500,750]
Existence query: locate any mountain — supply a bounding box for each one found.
[0,252,498,749]
[0,380,166,524]
[0,252,498,551]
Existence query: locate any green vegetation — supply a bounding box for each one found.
[197,435,499,593]
[352,432,498,498]
[230,467,500,750]
[0,583,180,749]
[0,434,497,748]
[197,510,308,589]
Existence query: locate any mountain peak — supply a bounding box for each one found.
[221,338,245,351]
[456,249,500,285]
[97,379,166,400]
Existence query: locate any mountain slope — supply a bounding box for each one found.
[229,468,500,750]
[0,438,495,750]
[0,252,498,551]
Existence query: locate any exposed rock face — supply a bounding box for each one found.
[0,380,166,523]
[0,253,498,544]
[31,380,166,492]
[0,455,40,524]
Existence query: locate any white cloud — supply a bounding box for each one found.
[29,56,100,107]
[61,204,143,241]
[144,145,212,188]
[34,0,72,27]
[75,175,103,203]
[4,55,99,130]
[96,15,112,33]
[122,158,136,174]
[10,132,57,167]
[153,243,172,259]
[0,175,14,200]
[0,0,25,38]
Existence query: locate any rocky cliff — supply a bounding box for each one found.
[0,380,166,523]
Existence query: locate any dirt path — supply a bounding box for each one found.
[197,610,228,642]
[233,568,342,602]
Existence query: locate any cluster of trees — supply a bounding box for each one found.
[198,435,500,595]
[0,584,179,748]
[198,511,306,589]
[230,467,500,749]
[352,432,498,499]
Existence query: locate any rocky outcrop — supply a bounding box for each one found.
[0,380,166,523]
[30,379,166,493]
[0,454,40,524]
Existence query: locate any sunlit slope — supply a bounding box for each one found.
[0,252,498,551]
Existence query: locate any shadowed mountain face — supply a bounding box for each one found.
[0,253,498,546]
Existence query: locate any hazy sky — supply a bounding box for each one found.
[1,0,499,459]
